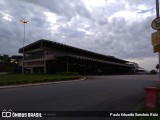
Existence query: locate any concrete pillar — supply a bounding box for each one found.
[31,67,33,73]
[83,64,86,75]
[44,60,46,73]
[66,57,69,72]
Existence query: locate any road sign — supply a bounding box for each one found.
[151,17,160,30]
[153,44,160,53]
[152,31,160,45]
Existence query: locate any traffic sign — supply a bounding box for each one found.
[151,17,160,30]
[152,31,160,45]
[153,44,160,53]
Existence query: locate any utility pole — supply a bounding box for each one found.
[156,0,160,82]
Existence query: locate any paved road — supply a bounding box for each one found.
[0,75,158,120]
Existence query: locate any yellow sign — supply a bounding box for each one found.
[153,44,160,53]
[152,31,160,46]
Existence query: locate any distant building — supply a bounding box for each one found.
[127,62,148,74]
[18,39,137,75]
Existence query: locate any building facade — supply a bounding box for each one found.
[18,39,136,75]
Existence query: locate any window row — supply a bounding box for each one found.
[24,61,44,66]
[25,51,44,60]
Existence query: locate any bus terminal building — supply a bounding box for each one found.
[18,39,137,75]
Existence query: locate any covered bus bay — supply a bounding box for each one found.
[46,55,133,75]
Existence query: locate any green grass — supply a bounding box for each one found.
[0,74,81,86]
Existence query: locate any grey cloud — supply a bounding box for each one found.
[136,8,154,14]
[58,27,85,39]
[125,0,154,7]
[26,0,91,21]
[73,14,156,60]
[0,0,54,55]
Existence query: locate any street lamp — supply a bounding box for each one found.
[20,20,29,76]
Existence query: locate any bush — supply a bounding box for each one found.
[56,72,79,76]
[23,80,29,83]
[0,82,6,86]
[150,69,157,75]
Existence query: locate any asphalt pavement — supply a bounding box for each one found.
[0,75,158,120]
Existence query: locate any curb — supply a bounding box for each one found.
[0,77,86,89]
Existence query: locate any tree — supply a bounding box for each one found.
[156,64,159,70]
[150,69,157,75]
[0,54,11,63]
[0,54,17,72]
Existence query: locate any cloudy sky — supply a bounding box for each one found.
[0,0,158,71]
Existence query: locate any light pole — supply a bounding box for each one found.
[20,20,29,76]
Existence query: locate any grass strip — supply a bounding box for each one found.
[0,74,80,86]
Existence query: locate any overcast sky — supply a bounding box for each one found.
[0,0,158,71]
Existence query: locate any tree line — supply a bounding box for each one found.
[0,54,18,72]
[0,54,12,63]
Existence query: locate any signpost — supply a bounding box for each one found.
[152,31,160,46]
[154,44,160,53]
[151,0,160,83]
[145,0,160,111]
[151,17,160,30]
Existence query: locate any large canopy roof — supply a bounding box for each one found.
[19,39,129,64]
